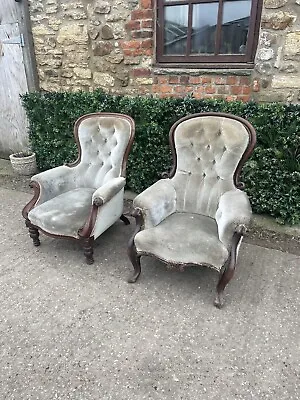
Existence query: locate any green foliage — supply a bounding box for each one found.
[21,91,300,225]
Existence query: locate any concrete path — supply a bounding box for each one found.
[0,187,299,400]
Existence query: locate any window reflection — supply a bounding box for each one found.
[220,0,251,54]
[191,3,218,54]
[164,5,188,55]
[162,0,253,57]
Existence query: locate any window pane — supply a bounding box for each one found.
[164,5,188,55]
[220,0,251,54]
[191,3,218,54]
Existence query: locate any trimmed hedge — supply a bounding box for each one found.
[21,91,300,225]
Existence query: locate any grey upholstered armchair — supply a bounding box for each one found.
[22,113,135,264]
[128,112,256,307]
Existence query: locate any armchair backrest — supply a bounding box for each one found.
[72,113,135,188]
[169,113,256,218]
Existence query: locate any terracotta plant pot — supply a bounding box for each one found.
[9,152,37,176]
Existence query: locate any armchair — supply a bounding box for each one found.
[22,113,135,264]
[127,112,256,307]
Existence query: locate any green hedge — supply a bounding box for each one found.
[21,91,300,225]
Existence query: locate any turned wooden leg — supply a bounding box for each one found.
[25,220,40,247]
[128,243,141,283]
[83,237,94,265]
[214,232,242,309]
[120,214,130,225]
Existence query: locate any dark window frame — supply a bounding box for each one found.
[156,0,263,68]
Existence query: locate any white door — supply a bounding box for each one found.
[0,1,29,156]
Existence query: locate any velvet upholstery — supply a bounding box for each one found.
[135,213,229,270]
[172,116,249,218]
[132,114,253,272]
[24,113,134,244]
[92,177,125,205]
[28,188,95,237]
[134,179,177,229]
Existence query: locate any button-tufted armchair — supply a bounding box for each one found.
[127,112,256,307]
[22,113,135,264]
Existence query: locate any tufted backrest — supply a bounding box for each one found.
[73,113,134,189]
[170,114,250,218]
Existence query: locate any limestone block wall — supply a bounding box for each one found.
[29,0,153,94]
[28,0,300,103]
[254,0,300,102]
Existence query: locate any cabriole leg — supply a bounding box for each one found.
[127,208,143,283]
[214,232,242,309]
[214,262,235,308]
[128,243,141,283]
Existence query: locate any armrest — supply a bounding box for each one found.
[31,165,76,204]
[133,179,177,228]
[215,189,252,248]
[92,177,126,206]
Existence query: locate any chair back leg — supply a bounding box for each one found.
[120,214,130,225]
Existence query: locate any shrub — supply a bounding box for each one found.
[21,91,300,225]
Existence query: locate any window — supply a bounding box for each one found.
[156,0,263,67]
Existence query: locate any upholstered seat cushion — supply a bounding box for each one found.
[28,188,95,238]
[135,212,229,271]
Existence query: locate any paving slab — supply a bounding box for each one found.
[0,158,13,176]
[0,187,299,400]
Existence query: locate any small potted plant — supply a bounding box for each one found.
[9,150,37,176]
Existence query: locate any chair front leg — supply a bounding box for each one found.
[82,236,94,265]
[128,244,141,283]
[214,232,243,308]
[25,219,40,247]
[127,209,143,283]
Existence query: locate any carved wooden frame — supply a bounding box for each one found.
[22,112,135,264]
[167,112,256,186]
[128,112,256,308]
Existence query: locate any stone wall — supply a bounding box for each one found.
[28,0,300,103]
[254,0,300,102]
[29,0,153,94]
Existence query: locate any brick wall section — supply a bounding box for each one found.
[122,0,253,101]
[152,75,252,101]
[122,0,154,95]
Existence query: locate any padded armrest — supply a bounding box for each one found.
[133,179,177,228]
[31,166,77,204]
[92,177,126,206]
[215,189,252,248]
